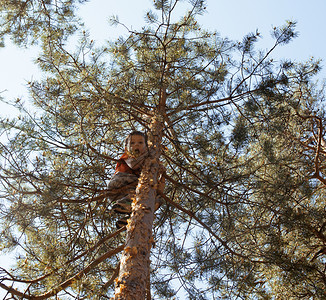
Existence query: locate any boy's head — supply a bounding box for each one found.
[124,131,148,157]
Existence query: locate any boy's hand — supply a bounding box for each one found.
[157,175,165,193]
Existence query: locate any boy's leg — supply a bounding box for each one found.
[112,199,131,214]
[112,190,135,214]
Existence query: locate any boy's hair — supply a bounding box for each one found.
[124,131,148,150]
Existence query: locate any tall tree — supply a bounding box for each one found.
[0,0,325,299]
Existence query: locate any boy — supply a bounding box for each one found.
[107,131,164,228]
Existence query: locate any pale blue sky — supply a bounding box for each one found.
[0,0,326,298]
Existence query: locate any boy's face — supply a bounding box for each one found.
[129,135,146,156]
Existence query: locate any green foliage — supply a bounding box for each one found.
[0,0,87,46]
[0,0,326,299]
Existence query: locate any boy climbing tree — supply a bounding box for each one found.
[107,131,164,228]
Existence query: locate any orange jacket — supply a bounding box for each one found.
[114,153,141,176]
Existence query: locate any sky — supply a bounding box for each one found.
[1,0,326,298]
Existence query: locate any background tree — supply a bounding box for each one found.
[0,0,85,46]
[0,0,325,299]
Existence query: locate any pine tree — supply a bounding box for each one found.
[0,0,325,299]
[0,0,84,46]
[222,59,326,299]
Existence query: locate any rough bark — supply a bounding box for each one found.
[113,116,163,300]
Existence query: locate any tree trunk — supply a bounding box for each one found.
[113,116,163,300]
